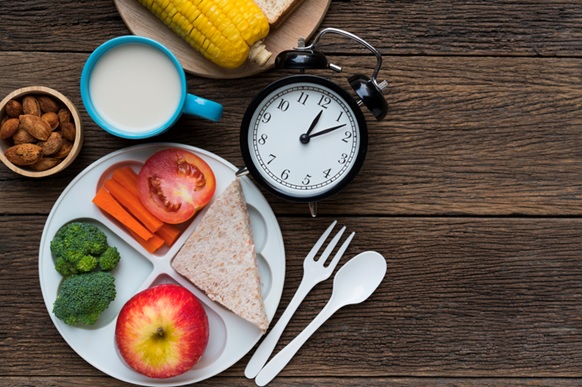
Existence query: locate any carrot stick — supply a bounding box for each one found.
[129,229,165,253]
[103,178,164,233]
[92,187,153,241]
[123,165,138,180]
[156,223,182,246]
[111,166,139,197]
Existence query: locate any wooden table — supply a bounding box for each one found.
[2,0,582,385]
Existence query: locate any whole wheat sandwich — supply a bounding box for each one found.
[171,178,269,332]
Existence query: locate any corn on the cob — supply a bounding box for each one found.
[139,0,271,69]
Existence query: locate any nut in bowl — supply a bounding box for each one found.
[0,86,83,178]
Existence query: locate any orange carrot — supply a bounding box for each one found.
[92,187,153,241]
[111,166,139,197]
[103,178,164,233]
[156,223,182,246]
[129,229,165,253]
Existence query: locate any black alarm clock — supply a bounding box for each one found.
[238,28,388,217]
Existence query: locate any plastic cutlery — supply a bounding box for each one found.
[245,220,355,379]
[254,251,387,386]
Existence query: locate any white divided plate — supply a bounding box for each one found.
[38,143,285,386]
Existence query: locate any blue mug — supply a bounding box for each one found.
[80,36,223,139]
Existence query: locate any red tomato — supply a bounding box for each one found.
[137,148,216,224]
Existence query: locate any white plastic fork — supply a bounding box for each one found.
[245,220,355,379]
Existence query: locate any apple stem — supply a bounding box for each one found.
[157,327,164,337]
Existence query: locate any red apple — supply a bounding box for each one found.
[115,284,209,378]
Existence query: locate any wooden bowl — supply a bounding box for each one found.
[0,86,83,177]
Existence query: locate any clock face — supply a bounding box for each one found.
[241,75,367,202]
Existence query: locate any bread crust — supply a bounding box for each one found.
[254,0,306,28]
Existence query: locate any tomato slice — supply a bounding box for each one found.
[137,148,216,224]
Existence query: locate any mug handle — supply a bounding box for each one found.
[182,93,223,122]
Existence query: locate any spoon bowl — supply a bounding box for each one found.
[329,250,386,307]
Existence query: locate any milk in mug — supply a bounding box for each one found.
[89,43,183,133]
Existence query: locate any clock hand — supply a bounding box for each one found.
[299,110,323,144]
[307,123,347,139]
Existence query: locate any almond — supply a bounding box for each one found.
[4,143,43,166]
[19,114,51,141]
[58,108,71,125]
[22,95,41,116]
[37,95,60,113]
[42,112,60,131]
[0,118,20,139]
[40,132,63,156]
[60,121,76,142]
[53,139,72,159]
[5,99,23,118]
[12,128,36,144]
[29,157,61,171]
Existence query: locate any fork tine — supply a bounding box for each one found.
[325,231,355,270]
[317,226,346,263]
[305,220,337,260]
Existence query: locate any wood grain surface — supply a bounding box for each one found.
[2,0,582,386]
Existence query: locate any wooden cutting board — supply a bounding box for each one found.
[114,0,332,79]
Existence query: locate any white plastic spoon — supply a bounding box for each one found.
[254,251,387,386]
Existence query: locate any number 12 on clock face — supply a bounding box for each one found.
[240,75,368,203]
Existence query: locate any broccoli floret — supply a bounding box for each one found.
[52,271,116,326]
[54,252,98,276]
[50,222,114,277]
[54,257,79,277]
[77,254,98,272]
[99,246,120,271]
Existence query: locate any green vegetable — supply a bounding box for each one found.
[52,271,116,326]
[99,246,121,271]
[50,221,122,326]
[50,222,120,277]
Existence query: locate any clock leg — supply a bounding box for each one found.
[235,166,249,177]
[308,202,318,217]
